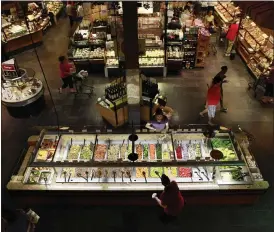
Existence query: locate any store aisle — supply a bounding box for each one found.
[2,17,274,232]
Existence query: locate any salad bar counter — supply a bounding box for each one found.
[7,127,269,206]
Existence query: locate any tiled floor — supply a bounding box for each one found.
[2,17,274,232]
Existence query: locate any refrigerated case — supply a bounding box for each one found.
[7,127,268,206]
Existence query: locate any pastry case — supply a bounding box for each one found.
[238,17,273,79]
[7,127,268,206]
[215,1,241,26]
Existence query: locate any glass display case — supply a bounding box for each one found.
[215,1,241,25]
[237,17,273,79]
[7,128,268,193]
[1,68,44,107]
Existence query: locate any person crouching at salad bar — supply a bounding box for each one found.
[152,174,185,224]
[145,108,169,132]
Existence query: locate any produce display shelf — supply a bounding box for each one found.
[140,66,164,68]
[93,26,107,29]
[168,58,183,61]
[106,66,119,69]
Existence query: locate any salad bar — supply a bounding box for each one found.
[7,128,269,206]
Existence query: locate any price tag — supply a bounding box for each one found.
[251,22,256,26]
[262,34,268,39]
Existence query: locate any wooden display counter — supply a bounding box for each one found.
[4,30,43,53]
[96,103,128,127]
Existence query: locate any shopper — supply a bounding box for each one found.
[145,108,169,132]
[76,2,84,23]
[58,56,76,93]
[201,2,208,16]
[204,10,215,27]
[152,174,185,224]
[152,97,174,120]
[183,1,193,13]
[168,16,182,30]
[225,19,239,56]
[66,1,73,27]
[199,76,222,125]
[214,66,228,112]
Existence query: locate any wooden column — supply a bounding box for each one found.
[122,2,141,126]
[122,2,139,69]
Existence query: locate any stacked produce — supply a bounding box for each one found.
[211,138,237,161]
[178,167,192,177]
[150,167,163,178]
[94,144,107,160]
[90,48,104,59]
[143,144,149,160]
[167,46,183,59]
[107,145,119,160]
[106,58,118,67]
[139,58,164,67]
[106,49,115,58]
[74,48,90,58]
[136,167,148,178]
[141,49,164,58]
[149,144,156,160]
[67,145,81,160]
[79,145,93,160]
[136,144,143,160]
[164,167,177,178]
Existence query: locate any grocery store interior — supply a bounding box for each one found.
[1,1,274,232]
